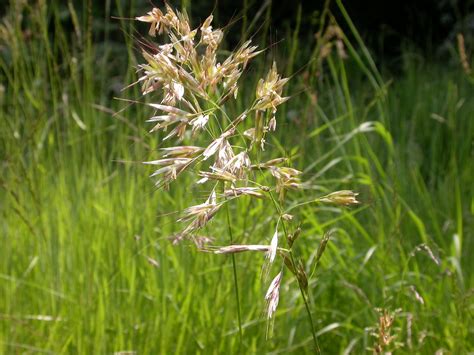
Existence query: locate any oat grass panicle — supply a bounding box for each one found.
[129,5,359,348]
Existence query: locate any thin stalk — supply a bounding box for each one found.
[225,191,243,348]
[267,192,320,353]
[282,222,320,354]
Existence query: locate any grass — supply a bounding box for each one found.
[1,1,473,353]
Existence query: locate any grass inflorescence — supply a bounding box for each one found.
[0,1,472,353]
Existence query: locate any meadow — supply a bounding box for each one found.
[0,1,473,353]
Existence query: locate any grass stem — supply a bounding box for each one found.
[226,195,243,348]
[267,192,320,353]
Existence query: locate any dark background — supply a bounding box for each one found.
[184,0,474,57]
[2,0,473,62]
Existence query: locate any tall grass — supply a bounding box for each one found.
[1,1,472,353]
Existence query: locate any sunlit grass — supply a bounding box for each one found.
[0,1,472,353]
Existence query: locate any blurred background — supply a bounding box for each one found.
[2,0,473,61]
[0,0,473,353]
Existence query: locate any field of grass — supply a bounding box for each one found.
[1,1,473,353]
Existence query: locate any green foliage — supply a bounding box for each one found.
[1,1,472,353]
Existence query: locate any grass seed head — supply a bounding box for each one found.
[265,272,282,320]
[320,190,360,206]
[133,5,358,341]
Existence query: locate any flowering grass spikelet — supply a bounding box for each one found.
[267,229,279,264]
[319,190,360,206]
[265,271,282,319]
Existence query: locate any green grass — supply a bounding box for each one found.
[1,1,473,353]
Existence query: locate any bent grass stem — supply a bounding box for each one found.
[267,191,320,353]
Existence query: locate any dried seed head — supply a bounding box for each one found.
[233,40,262,68]
[190,114,209,134]
[160,146,203,158]
[148,103,189,116]
[373,309,397,353]
[197,167,237,184]
[266,229,279,264]
[270,167,303,201]
[146,114,186,133]
[179,191,221,234]
[268,116,277,131]
[223,151,251,179]
[136,8,166,36]
[181,191,217,219]
[200,15,223,49]
[163,122,187,141]
[171,81,185,101]
[215,139,235,169]
[202,137,224,160]
[223,187,265,199]
[255,62,289,112]
[265,272,282,319]
[144,157,193,187]
[319,190,360,206]
[202,129,235,162]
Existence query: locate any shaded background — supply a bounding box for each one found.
[2,0,472,62]
[1,0,473,353]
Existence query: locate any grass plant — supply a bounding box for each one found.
[0,1,472,353]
